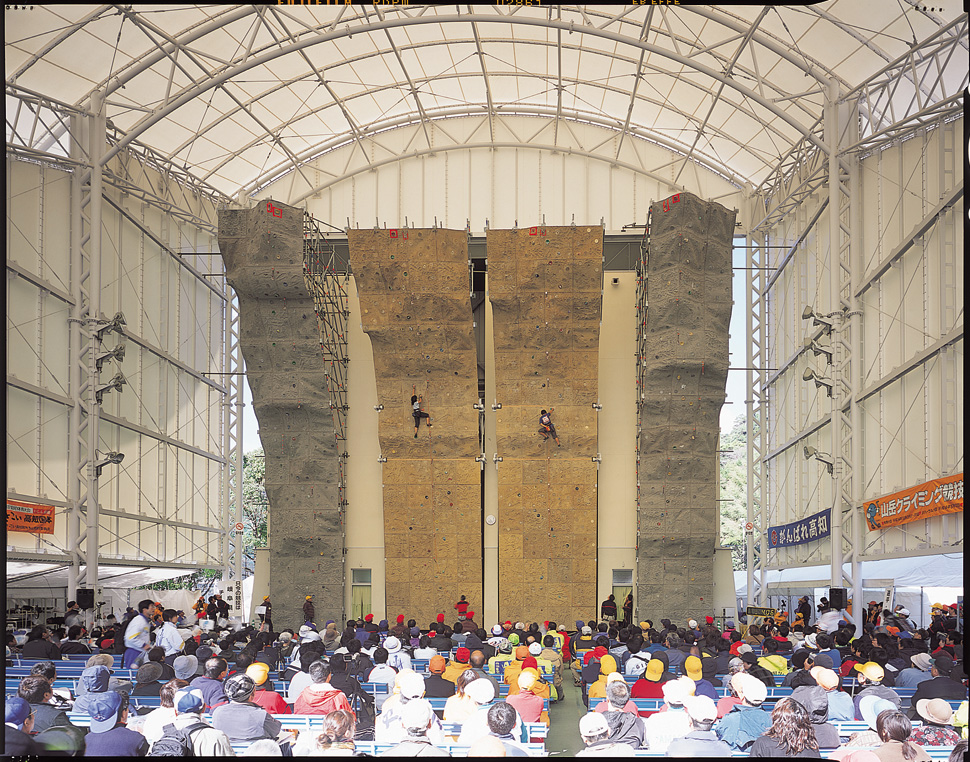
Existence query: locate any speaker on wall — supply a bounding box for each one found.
[828,587,847,609]
[76,588,95,609]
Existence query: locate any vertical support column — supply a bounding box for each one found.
[746,230,766,606]
[222,282,244,616]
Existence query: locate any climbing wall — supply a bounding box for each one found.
[348,229,482,625]
[218,201,343,628]
[636,192,735,623]
[488,226,603,625]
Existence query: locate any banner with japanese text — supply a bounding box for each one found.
[864,473,963,531]
[6,500,55,534]
[768,508,830,549]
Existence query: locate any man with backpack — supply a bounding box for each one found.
[149,686,233,756]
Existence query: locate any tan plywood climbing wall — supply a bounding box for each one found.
[488,226,604,625]
[636,192,735,623]
[349,229,482,625]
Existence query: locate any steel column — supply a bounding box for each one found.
[745,220,766,606]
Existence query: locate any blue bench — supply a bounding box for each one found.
[229,739,548,756]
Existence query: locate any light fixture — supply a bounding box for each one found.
[377,456,387,463]
[95,372,127,404]
[493,453,503,463]
[591,454,602,463]
[592,403,603,411]
[804,337,833,365]
[373,405,384,412]
[801,306,833,334]
[803,445,834,475]
[96,342,126,371]
[802,367,833,397]
[94,451,125,477]
[473,401,485,411]
[474,454,487,463]
[491,402,502,411]
[94,311,127,340]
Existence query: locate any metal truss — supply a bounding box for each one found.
[745,232,767,606]
[302,211,350,533]
[222,280,244,612]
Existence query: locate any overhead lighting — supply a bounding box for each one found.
[96,342,126,371]
[94,451,125,477]
[804,337,833,365]
[802,367,833,397]
[95,372,127,404]
[803,445,834,475]
[95,311,127,340]
[801,306,833,334]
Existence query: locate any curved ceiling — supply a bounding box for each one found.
[6,3,967,199]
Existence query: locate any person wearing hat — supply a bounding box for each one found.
[424,654,457,698]
[303,594,315,625]
[631,653,675,714]
[379,670,447,745]
[811,666,855,721]
[907,652,966,718]
[641,676,695,753]
[791,684,841,747]
[783,649,812,687]
[212,673,284,741]
[684,655,718,701]
[594,677,645,748]
[714,672,772,751]
[153,685,234,755]
[910,698,961,747]
[505,670,545,723]
[896,652,934,689]
[587,654,620,704]
[5,695,43,756]
[361,613,378,634]
[576,711,635,756]
[739,646,776,688]
[487,637,515,675]
[456,678,515,747]
[83,690,149,756]
[256,596,273,632]
[382,634,412,673]
[381,698,449,757]
[667,694,733,756]
[132,661,165,696]
[247,661,290,714]
[852,662,902,720]
[442,646,474,684]
[461,610,478,633]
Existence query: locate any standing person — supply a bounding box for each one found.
[411,394,432,438]
[622,594,634,628]
[213,593,229,623]
[454,595,469,618]
[122,599,154,669]
[601,594,618,622]
[538,408,560,446]
[257,596,273,632]
[155,609,183,666]
[65,601,83,629]
[797,596,813,627]
[303,595,315,626]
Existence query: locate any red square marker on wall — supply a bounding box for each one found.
[529,226,538,236]
[389,229,398,238]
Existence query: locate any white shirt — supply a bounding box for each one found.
[124,613,151,651]
[155,621,183,657]
[387,651,412,672]
[142,706,178,745]
[286,670,314,702]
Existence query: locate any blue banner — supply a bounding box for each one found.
[768,508,831,548]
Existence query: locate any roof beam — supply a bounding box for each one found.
[467,9,495,144]
[615,7,654,161]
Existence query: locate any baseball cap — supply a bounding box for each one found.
[896,608,910,616]
[384,636,402,653]
[515,645,529,660]
[736,643,753,655]
[246,662,270,686]
[581,625,592,635]
[853,661,885,682]
[396,615,405,624]
[662,676,696,705]
[910,653,932,672]
[88,691,124,732]
[812,653,834,670]
[627,656,648,677]
[173,655,198,680]
[400,698,434,730]
[687,619,698,629]
[429,655,446,674]
[682,694,718,723]
[684,655,703,681]
[455,647,470,663]
[579,712,610,737]
[436,613,445,623]
[224,673,256,701]
[174,687,205,714]
[705,616,714,625]
[196,645,214,661]
[522,657,538,670]
[810,666,839,690]
[517,671,537,691]
[5,696,31,727]
[644,657,665,683]
[364,614,374,622]
[930,653,954,674]
[491,624,504,636]
[397,670,426,699]
[528,642,542,656]
[725,620,736,629]
[732,672,768,704]
[465,678,495,705]
[508,633,520,646]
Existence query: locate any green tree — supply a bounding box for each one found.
[719,413,749,570]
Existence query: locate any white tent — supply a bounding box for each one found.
[734,553,963,628]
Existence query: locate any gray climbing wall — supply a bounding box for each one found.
[488,225,603,625]
[348,228,482,626]
[636,192,735,623]
[218,201,343,628]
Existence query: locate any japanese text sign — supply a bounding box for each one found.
[864,473,963,531]
[768,508,830,548]
[7,500,55,534]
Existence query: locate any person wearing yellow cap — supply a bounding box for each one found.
[303,595,315,626]
[586,654,619,702]
[852,661,901,720]
[246,662,290,715]
[684,655,718,701]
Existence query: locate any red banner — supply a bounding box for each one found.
[864,473,963,531]
[6,500,55,534]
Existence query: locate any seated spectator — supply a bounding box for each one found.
[413,635,438,661]
[714,672,772,751]
[16,675,81,734]
[749,696,822,758]
[663,633,687,673]
[484,701,532,756]
[379,671,447,745]
[131,662,164,697]
[294,658,353,716]
[684,655,717,701]
[423,654,457,698]
[443,646,474,684]
[597,678,645,748]
[147,645,176,680]
[21,626,62,660]
[908,653,966,719]
[4,696,43,757]
[457,678,517,746]
[716,663,744,718]
[59,625,92,655]
[172,655,198,683]
[812,666,854,721]
[156,686,234,755]
[841,696,897,748]
[384,635,412,673]
[444,669,481,725]
[211,674,283,742]
[910,698,961,747]
[741,648,777,687]
[791,684,841,748]
[593,673,637,715]
[745,624,764,646]
[870,710,932,762]
[667,694,733,756]
[630,655,670,716]
[758,637,791,675]
[189,657,229,710]
[285,644,323,701]
[815,632,842,670]
[897,653,934,689]
[577,711,635,757]
[380,699,449,757]
[247,662,291,714]
[642,675,694,753]
[303,708,356,756]
[142,678,189,745]
[28,661,73,710]
[83,691,149,756]
[784,650,812,687]
[506,670,544,723]
[853,662,901,720]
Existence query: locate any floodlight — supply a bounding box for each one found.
[803,445,817,459]
[803,446,834,475]
[802,367,833,397]
[94,451,125,477]
[94,311,127,340]
[96,342,126,371]
[805,337,833,364]
[95,371,127,404]
[801,306,833,334]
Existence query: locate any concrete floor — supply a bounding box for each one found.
[544,679,588,756]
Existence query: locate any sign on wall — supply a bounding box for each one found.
[6,500,55,534]
[767,508,830,548]
[864,473,963,531]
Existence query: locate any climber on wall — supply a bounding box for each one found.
[538,408,561,446]
[412,394,432,438]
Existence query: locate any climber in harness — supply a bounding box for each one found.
[538,408,560,446]
[412,394,432,438]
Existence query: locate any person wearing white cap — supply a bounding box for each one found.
[642,676,694,753]
[576,711,635,756]
[376,670,446,746]
[382,635,412,673]
[380,698,449,757]
[667,694,733,756]
[896,652,934,689]
[714,672,772,751]
[457,677,523,747]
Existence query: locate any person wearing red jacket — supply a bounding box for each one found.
[293,660,354,717]
[246,663,291,714]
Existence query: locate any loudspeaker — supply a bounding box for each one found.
[828,587,847,609]
[76,588,95,609]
